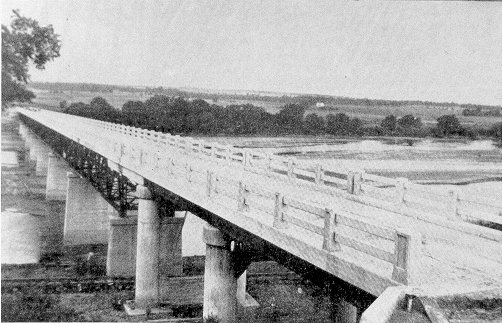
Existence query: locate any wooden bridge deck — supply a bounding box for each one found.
[18,108,502,297]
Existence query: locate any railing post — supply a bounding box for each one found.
[242,149,249,168]
[314,164,324,185]
[266,154,273,173]
[322,209,340,252]
[206,171,213,197]
[347,171,361,194]
[397,178,408,205]
[273,193,289,229]
[185,138,192,154]
[211,145,216,158]
[237,182,249,211]
[448,189,461,220]
[287,159,295,179]
[186,163,192,183]
[225,146,231,163]
[392,228,421,285]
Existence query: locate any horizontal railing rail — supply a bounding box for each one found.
[21,108,502,237]
[19,107,432,287]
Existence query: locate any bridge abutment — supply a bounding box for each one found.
[202,223,238,323]
[63,172,115,246]
[46,153,72,201]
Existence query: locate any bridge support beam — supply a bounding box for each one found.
[46,153,72,201]
[107,214,138,277]
[64,172,115,246]
[134,185,185,307]
[202,223,237,323]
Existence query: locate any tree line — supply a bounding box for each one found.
[61,96,502,141]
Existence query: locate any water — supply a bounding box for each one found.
[182,212,206,256]
[1,151,19,167]
[1,209,42,264]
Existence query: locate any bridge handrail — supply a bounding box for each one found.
[23,108,502,234]
[20,107,426,286]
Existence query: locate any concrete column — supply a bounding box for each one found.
[107,213,137,277]
[64,172,115,245]
[26,135,51,176]
[202,223,237,323]
[135,185,160,307]
[18,122,28,138]
[24,130,39,162]
[159,215,185,277]
[237,271,247,305]
[46,153,71,201]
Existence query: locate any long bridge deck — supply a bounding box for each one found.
[18,108,502,297]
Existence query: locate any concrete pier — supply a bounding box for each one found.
[134,185,186,307]
[107,214,138,277]
[34,144,51,176]
[63,172,115,245]
[135,185,161,307]
[23,131,51,176]
[202,224,237,323]
[23,129,50,174]
[46,153,72,201]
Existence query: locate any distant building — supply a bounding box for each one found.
[316,102,325,108]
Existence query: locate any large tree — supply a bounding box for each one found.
[434,114,464,137]
[2,10,61,106]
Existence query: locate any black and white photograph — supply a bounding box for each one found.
[1,1,502,322]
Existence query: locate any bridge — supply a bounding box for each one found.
[14,108,502,322]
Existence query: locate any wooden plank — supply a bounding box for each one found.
[293,167,315,179]
[337,233,395,264]
[461,195,502,209]
[283,196,325,218]
[283,214,323,235]
[462,208,502,226]
[337,213,395,241]
[246,197,274,215]
[362,173,398,186]
[246,183,275,198]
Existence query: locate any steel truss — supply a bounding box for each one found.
[20,114,192,218]
[20,114,137,216]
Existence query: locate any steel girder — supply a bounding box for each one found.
[19,114,137,216]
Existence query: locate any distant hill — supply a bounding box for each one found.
[29,81,501,112]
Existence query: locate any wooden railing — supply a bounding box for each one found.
[23,109,502,232]
[19,108,435,287]
[19,108,502,290]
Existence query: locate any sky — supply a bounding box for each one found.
[2,1,502,105]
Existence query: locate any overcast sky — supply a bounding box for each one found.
[2,1,502,105]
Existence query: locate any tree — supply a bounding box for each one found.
[397,114,422,129]
[434,114,464,137]
[348,117,363,135]
[326,113,350,135]
[380,115,397,133]
[303,113,325,135]
[2,10,61,106]
[275,104,306,134]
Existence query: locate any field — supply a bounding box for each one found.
[28,88,502,129]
